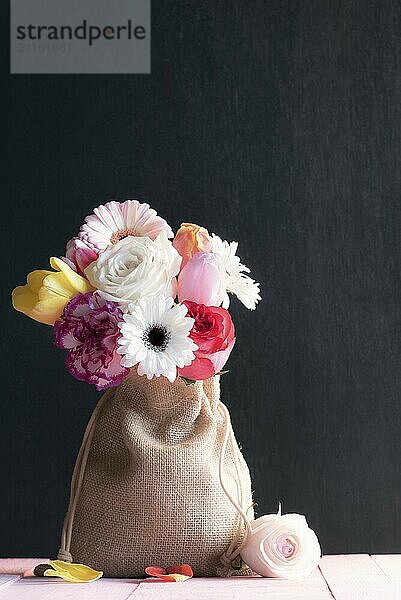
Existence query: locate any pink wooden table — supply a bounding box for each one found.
[1,555,400,599]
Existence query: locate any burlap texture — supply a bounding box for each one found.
[63,371,253,577]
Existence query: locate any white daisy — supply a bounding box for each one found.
[79,199,173,251]
[117,296,197,382]
[211,234,261,310]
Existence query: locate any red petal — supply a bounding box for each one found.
[153,574,177,582]
[145,566,168,577]
[178,355,215,380]
[167,564,193,577]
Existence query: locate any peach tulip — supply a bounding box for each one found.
[173,223,212,268]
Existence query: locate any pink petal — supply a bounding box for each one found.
[178,355,215,380]
[178,253,225,306]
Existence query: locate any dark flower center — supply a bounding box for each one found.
[143,324,170,352]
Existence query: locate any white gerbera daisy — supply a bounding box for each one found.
[211,234,261,310]
[79,199,173,251]
[117,296,197,382]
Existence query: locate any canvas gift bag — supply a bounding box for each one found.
[58,371,253,577]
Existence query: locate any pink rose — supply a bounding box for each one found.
[178,301,235,380]
[65,237,98,276]
[177,252,225,306]
[173,222,212,268]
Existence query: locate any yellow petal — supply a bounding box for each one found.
[12,259,94,326]
[37,297,71,325]
[12,270,50,313]
[43,570,79,582]
[27,270,52,292]
[12,282,55,325]
[12,285,38,313]
[48,560,103,583]
[50,257,93,294]
[169,574,191,582]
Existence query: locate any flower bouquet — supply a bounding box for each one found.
[12,200,320,580]
[13,200,260,388]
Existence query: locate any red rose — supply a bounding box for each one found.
[179,301,235,380]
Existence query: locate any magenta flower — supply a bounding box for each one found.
[65,237,98,276]
[54,292,129,390]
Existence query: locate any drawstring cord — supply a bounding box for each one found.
[58,389,113,562]
[217,401,251,570]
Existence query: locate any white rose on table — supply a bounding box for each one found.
[85,232,181,306]
[240,507,321,579]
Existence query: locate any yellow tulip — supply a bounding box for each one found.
[12,257,94,326]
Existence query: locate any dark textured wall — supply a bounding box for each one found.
[2,0,401,557]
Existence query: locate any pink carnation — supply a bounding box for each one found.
[54,292,129,390]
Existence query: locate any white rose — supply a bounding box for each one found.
[240,510,321,579]
[84,232,181,306]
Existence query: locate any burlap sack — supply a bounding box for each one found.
[58,371,253,577]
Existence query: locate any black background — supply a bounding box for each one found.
[2,0,401,557]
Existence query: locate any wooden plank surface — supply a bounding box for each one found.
[0,575,21,591]
[371,555,401,582]
[0,571,332,600]
[0,578,140,600]
[0,559,49,574]
[319,554,401,600]
[131,570,332,600]
[1,556,400,599]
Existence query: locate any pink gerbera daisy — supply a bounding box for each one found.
[78,199,173,251]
